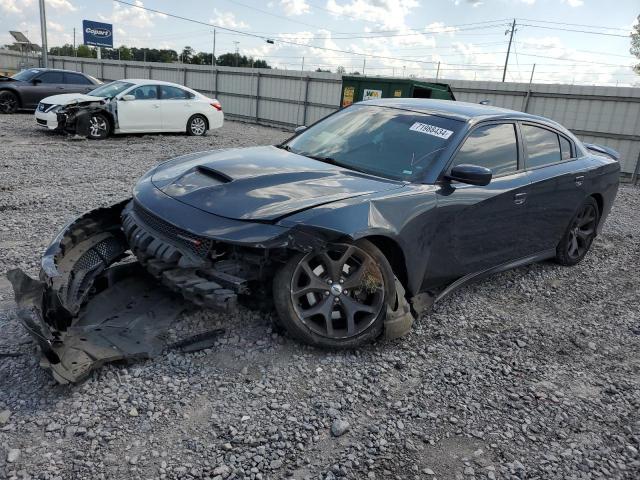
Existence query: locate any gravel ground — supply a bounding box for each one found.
[0,113,639,480]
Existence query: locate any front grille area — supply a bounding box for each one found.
[131,201,213,259]
[36,118,47,125]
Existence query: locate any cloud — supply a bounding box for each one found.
[426,22,458,35]
[47,0,76,11]
[325,0,420,30]
[100,0,165,29]
[564,0,583,6]
[280,0,310,16]
[0,0,34,14]
[210,9,249,29]
[47,20,65,33]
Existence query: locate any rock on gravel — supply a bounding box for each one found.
[331,419,351,437]
[1,114,639,479]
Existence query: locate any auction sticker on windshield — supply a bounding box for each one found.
[409,122,454,139]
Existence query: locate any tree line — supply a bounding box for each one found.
[45,44,271,68]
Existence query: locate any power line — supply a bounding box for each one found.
[516,18,631,32]
[518,24,630,38]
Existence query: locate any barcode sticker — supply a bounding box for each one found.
[409,122,454,139]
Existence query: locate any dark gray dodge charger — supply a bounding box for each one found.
[20,99,621,352]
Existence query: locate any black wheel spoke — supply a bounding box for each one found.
[294,263,329,296]
[341,257,371,290]
[340,295,376,335]
[577,228,594,240]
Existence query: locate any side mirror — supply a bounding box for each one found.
[32,78,42,85]
[446,164,492,186]
[121,94,135,101]
[294,125,307,133]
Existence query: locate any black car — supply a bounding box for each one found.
[0,68,101,113]
[22,99,621,352]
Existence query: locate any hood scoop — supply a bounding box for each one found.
[197,165,232,183]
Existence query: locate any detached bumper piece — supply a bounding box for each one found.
[6,201,187,384]
[121,201,246,312]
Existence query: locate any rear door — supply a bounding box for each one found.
[522,123,588,253]
[158,85,195,131]
[63,72,95,94]
[428,122,532,283]
[117,84,162,132]
[22,70,65,107]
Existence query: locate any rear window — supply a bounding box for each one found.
[522,124,562,168]
[160,85,193,99]
[560,136,573,160]
[451,123,518,177]
[64,72,92,85]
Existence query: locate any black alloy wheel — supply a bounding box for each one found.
[0,91,18,114]
[273,240,395,348]
[556,197,599,266]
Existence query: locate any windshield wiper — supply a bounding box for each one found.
[275,144,292,151]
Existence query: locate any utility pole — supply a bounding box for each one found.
[362,58,366,76]
[502,19,516,83]
[212,29,216,66]
[436,61,440,81]
[73,28,76,57]
[301,56,304,72]
[39,0,48,67]
[233,41,239,67]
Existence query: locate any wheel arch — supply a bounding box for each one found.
[359,235,409,293]
[590,192,604,218]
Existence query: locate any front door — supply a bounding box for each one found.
[426,122,532,287]
[117,85,162,132]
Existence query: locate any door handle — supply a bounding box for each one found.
[575,175,585,186]
[514,192,527,205]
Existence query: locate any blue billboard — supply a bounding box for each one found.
[82,20,113,48]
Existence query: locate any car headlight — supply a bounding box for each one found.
[48,105,62,113]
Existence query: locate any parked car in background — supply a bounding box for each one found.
[0,68,101,114]
[35,79,223,139]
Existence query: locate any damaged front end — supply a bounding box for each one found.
[8,193,414,382]
[54,98,115,137]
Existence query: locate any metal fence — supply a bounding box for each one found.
[1,49,639,177]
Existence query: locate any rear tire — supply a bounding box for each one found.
[273,239,395,349]
[86,113,110,140]
[0,90,19,114]
[187,114,208,136]
[555,197,599,266]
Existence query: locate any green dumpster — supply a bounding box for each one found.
[340,76,456,107]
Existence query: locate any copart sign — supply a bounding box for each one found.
[83,20,113,48]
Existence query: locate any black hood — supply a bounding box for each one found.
[151,146,402,221]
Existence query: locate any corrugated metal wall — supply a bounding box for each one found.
[1,49,638,175]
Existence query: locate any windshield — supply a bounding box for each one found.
[11,69,41,82]
[87,80,134,98]
[284,105,463,181]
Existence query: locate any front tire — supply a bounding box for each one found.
[87,113,110,140]
[187,114,208,136]
[555,197,599,266]
[273,240,395,349]
[0,90,19,114]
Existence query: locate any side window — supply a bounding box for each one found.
[559,135,573,161]
[64,72,92,85]
[130,85,158,100]
[451,123,518,177]
[37,71,64,83]
[159,85,192,99]
[522,124,562,168]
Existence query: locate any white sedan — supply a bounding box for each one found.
[35,79,223,139]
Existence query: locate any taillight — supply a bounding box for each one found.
[210,100,222,111]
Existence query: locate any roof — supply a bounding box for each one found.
[342,76,452,90]
[122,78,194,88]
[359,98,551,124]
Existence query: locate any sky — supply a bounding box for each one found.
[1,0,638,86]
